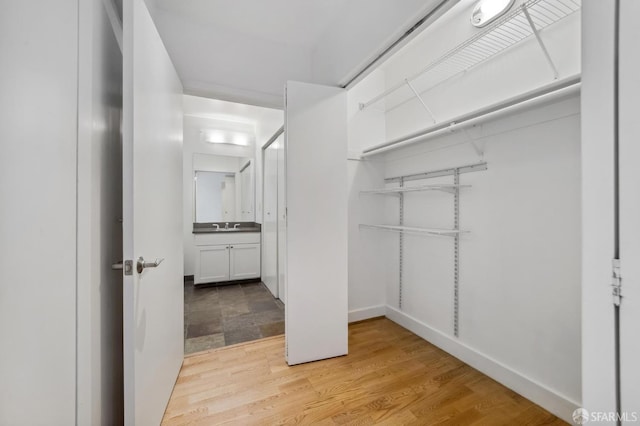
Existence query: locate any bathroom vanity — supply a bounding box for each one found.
[193,222,261,285]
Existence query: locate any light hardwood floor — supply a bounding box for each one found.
[162,318,566,425]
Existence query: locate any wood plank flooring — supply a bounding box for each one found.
[162,318,566,425]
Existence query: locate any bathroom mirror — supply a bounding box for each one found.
[193,159,255,223]
[194,171,236,222]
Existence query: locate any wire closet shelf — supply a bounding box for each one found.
[360,184,471,195]
[359,224,466,238]
[359,0,581,111]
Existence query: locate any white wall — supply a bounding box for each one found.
[347,1,582,422]
[346,69,388,320]
[0,1,78,424]
[76,0,124,424]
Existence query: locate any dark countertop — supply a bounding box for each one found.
[193,222,261,234]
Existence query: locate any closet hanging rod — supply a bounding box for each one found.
[362,75,580,157]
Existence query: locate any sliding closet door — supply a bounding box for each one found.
[262,144,279,298]
[619,0,640,415]
[285,81,348,365]
[277,134,287,303]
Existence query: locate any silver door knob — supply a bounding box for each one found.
[137,257,164,274]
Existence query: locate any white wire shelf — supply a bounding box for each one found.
[359,0,581,112]
[359,224,467,238]
[361,184,471,196]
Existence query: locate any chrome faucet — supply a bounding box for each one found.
[233,223,241,229]
[212,224,220,230]
[225,222,229,230]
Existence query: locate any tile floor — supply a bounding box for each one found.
[184,280,284,354]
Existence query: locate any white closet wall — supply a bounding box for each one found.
[347,70,388,320]
[0,1,79,424]
[347,1,582,422]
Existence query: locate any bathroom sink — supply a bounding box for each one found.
[192,223,262,234]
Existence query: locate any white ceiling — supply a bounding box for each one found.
[151,0,347,48]
[145,0,451,108]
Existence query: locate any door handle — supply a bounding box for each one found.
[137,257,164,274]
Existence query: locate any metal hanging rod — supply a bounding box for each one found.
[359,0,581,112]
[362,75,580,157]
[360,184,471,196]
[386,162,487,184]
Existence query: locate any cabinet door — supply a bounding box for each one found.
[230,243,261,280]
[195,245,230,284]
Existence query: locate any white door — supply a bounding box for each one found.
[262,143,279,297]
[196,245,230,284]
[285,81,348,365]
[277,134,287,303]
[230,243,261,280]
[619,0,640,416]
[581,1,618,416]
[122,0,184,424]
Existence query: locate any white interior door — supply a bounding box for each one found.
[581,0,618,416]
[122,0,184,424]
[277,134,287,303]
[285,81,348,365]
[262,144,279,297]
[619,0,640,416]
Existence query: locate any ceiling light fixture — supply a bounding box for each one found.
[471,0,514,28]
[201,129,254,147]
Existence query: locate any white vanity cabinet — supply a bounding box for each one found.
[194,232,261,285]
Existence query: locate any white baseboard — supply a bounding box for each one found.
[348,305,386,323]
[384,305,579,424]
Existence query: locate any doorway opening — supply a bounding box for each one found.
[182,95,284,354]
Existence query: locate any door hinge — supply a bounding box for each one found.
[612,258,622,306]
[124,260,133,276]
